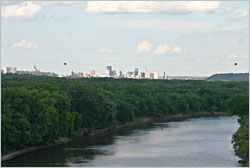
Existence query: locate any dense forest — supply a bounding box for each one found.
[1,74,249,156]
[206,73,249,81]
[226,95,249,167]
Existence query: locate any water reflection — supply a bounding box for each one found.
[2,116,242,167]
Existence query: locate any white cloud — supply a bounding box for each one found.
[136,42,186,55]
[229,10,248,21]
[136,41,152,53]
[1,1,81,19]
[1,2,41,19]
[172,47,187,54]
[98,48,116,53]
[12,40,38,49]
[86,1,221,14]
[152,45,171,55]
[36,1,81,7]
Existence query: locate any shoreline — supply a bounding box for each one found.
[1,111,229,162]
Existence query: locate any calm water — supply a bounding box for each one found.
[2,115,242,167]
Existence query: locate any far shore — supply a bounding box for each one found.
[1,111,230,162]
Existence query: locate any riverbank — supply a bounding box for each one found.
[232,115,249,167]
[1,111,229,162]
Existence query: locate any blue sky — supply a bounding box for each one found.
[1,1,249,76]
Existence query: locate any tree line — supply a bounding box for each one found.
[226,95,249,167]
[1,74,249,155]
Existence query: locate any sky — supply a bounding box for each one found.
[1,1,249,76]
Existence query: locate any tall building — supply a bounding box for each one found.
[140,72,145,79]
[107,66,112,72]
[113,70,116,77]
[144,67,150,79]
[90,69,95,77]
[134,68,138,77]
[119,71,122,78]
[145,72,150,79]
[105,69,110,77]
[163,72,168,79]
[3,67,17,74]
[106,66,112,77]
[153,72,158,79]
[150,73,154,79]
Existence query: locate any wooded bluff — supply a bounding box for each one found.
[1,74,249,155]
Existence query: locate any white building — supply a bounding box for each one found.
[152,72,159,79]
[144,67,151,79]
[104,69,110,77]
[3,67,17,74]
[145,72,150,79]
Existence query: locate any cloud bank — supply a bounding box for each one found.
[152,45,171,55]
[86,1,221,14]
[1,2,41,19]
[137,41,186,55]
[137,41,152,53]
[1,1,81,19]
[12,40,38,49]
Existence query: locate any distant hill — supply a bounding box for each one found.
[168,76,207,80]
[206,73,249,81]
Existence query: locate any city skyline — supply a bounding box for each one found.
[1,1,249,76]
[2,65,169,79]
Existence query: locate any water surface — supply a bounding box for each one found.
[2,115,241,167]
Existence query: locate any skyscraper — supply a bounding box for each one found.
[107,66,112,71]
[90,69,95,77]
[113,70,116,77]
[134,68,138,77]
[119,70,122,77]
[105,69,110,77]
[145,67,150,79]
[150,73,154,79]
[141,72,145,79]
[163,72,168,79]
[153,72,158,79]
[107,66,112,76]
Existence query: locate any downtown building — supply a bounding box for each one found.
[3,67,17,74]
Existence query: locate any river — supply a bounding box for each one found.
[2,115,242,167]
